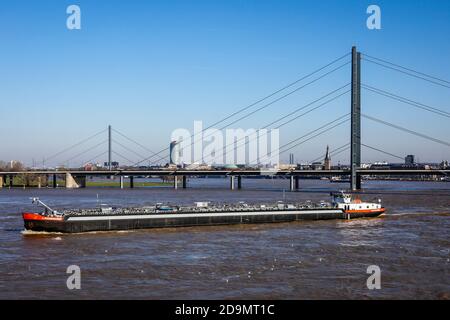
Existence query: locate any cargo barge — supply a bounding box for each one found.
[22,192,385,233]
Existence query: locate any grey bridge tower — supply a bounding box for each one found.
[350,46,361,190]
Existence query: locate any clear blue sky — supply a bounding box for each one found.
[1,0,449,166]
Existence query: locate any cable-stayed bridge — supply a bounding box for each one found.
[1,46,449,191]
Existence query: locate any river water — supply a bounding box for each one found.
[0,178,449,299]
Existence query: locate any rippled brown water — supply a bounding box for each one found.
[0,179,449,299]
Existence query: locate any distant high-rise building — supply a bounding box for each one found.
[324,145,331,170]
[170,140,180,165]
[289,153,294,165]
[405,154,415,165]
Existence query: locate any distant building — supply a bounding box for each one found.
[83,163,97,171]
[324,145,331,170]
[289,153,294,165]
[440,160,448,169]
[360,163,371,169]
[103,161,119,168]
[185,163,211,170]
[312,162,323,170]
[405,155,415,165]
[277,164,297,170]
[169,140,180,165]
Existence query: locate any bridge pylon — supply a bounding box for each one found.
[350,46,361,191]
[108,125,112,171]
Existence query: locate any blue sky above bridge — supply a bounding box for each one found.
[0,0,449,166]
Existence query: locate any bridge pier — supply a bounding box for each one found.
[120,176,124,189]
[237,176,242,189]
[65,173,86,188]
[9,175,13,188]
[174,176,178,189]
[52,174,57,188]
[230,176,235,190]
[130,176,134,188]
[289,176,300,191]
[182,176,187,189]
[0,175,3,188]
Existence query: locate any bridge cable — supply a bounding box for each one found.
[309,143,350,163]
[137,60,350,166]
[362,84,450,118]
[362,53,450,85]
[111,139,149,164]
[44,128,107,163]
[361,143,404,161]
[202,52,350,131]
[325,145,351,160]
[362,114,450,147]
[79,151,108,168]
[243,90,350,161]
[278,117,350,155]
[60,139,108,167]
[181,62,351,164]
[212,62,350,132]
[266,83,350,128]
[196,89,350,164]
[112,151,134,165]
[362,56,450,89]
[259,115,350,164]
[112,128,167,163]
[132,54,351,166]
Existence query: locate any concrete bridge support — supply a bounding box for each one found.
[9,175,13,188]
[182,176,187,189]
[53,174,57,188]
[130,176,134,188]
[290,176,295,191]
[65,173,86,188]
[237,176,242,189]
[174,176,178,189]
[120,176,124,189]
[289,176,300,191]
[0,175,4,188]
[230,176,236,190]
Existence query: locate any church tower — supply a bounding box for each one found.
[324,145,331,170]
